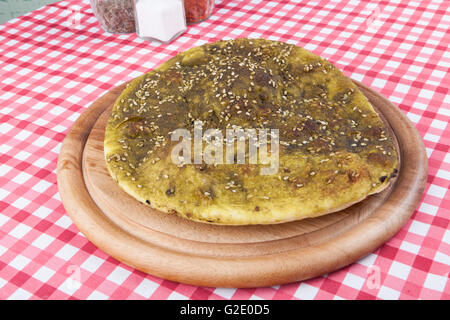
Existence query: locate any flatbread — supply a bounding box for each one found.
[104,38,399,225]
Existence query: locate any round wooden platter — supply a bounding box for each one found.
[57,81,427,288]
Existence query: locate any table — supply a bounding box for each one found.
[0,0,448,300]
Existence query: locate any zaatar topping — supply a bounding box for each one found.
[105,39,399,225]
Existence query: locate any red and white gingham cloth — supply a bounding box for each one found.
[0,0,448,300]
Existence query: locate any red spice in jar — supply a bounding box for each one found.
[184,0,214,24]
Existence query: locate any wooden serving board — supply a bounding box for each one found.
[57,81,427,288]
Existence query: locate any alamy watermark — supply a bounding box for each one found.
[366,265,381,290]
[65,5,82,29]
[170,121,279,175]
[66,265,81,291]
[366,6,382,31]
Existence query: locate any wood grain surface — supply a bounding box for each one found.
[57,81,427,288]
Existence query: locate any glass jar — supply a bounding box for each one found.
[90,0,136,34]
[133,0,187,43]
[184,0,215,24]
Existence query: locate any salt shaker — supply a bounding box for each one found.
[133,0,187,43]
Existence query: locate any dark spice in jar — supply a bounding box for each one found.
[184,0,214,24]
[91,0,136,33]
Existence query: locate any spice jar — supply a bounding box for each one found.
[133,0,187,43]
[184,0,215,24]
[90,0,136,34]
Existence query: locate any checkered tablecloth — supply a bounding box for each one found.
[0,0,448,300]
